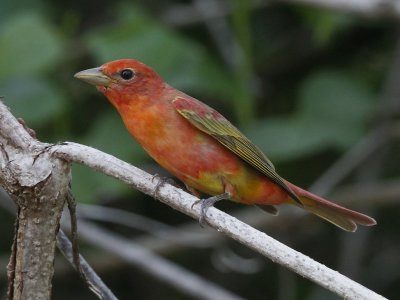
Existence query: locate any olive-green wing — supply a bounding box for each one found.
[172,96,301,204]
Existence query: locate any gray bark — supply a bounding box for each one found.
[0,103,70,300]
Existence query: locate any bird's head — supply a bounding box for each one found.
[74,59,165,104]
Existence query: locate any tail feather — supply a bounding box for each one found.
[287,183,376,232]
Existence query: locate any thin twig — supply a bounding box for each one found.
[309,127,389,195]
[65,188,83,278]
[56,230,118,300]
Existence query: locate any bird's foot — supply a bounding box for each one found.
[152,174,176,197]
[192,192,230,227]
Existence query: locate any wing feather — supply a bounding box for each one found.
[172,96,301,204]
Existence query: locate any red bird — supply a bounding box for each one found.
[75,59,376,231]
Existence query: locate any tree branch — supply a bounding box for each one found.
[0,181,121,300]
[0,100,387,299]
[0,104,70,299]
[56,230,118,300]
[50,141,387,300]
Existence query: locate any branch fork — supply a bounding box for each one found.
[0,101,386,300]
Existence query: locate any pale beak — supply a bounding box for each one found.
[74,67,114,87]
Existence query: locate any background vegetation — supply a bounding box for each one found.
[0,0,398,299]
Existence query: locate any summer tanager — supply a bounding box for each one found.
[75,59,376,232]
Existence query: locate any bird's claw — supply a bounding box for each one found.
[191,198,213,227]
[192,192,231,227]
[152,174,175,197]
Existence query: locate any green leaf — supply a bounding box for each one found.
[1,77,65,126]
[0,13,63,79]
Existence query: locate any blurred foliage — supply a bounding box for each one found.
[0,12,66,126]
[0,13,62,78]
[299,9,354,45]
[246,69,375,160]
[86,5,234,98]
[0,0,398,299]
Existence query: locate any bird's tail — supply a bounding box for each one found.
[286,182,376,232]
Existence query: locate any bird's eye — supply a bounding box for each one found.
[120,69,134,80]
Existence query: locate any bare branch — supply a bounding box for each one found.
[74,220,245,300]
[56,230,118,300]
[50,142,386,300]
[65,189,82,277]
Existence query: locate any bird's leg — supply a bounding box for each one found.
[192,180,234,227]
[192,192,231,227]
